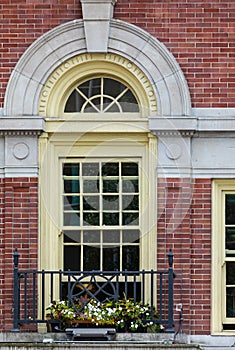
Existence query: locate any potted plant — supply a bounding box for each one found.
[46,297,163,333]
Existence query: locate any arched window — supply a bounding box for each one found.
[39,54,157,292]
[64,77,139,113]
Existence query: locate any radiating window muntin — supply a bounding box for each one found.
[64,77,139,113]
[63,160,140,272]
[225,194,235,318]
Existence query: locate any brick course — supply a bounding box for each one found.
[0,178,38,331]
[157,178,211,335]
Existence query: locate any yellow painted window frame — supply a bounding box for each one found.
[212,179,235,334]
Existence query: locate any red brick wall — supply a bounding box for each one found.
[0,0,234,109]
[0,178,38,331]
[157,178,211,335]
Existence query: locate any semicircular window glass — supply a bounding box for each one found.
[64,77,139,113]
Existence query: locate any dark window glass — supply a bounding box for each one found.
[64,180,80,193]
[103,78,126,98]
[103,180,119,193]
[103,246,120,270]
[103,212,119,226]
[64,230,81,243]
[64,246,80,270]
[64,78,139,113]
[119,90,139,112]
[83,212,99,226]
[102,163,119,176]
[63,163,80,176]
[226,228,235,256]
[122,212,139,226]
[64,90,85,113]
[122,179,138,193]
[79,78,101,98]
[64,213,80,226]
[122,246,139,271]
[103,195,119,210]
[226,194,235,225]
[83,196,99,210]
[226,262,235,285]
[226,287,235,317]
[121,162,138,176]
[64,196,80,211]
[84,246,100,270]
[122,195,139,211]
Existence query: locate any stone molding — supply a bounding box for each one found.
[38,53,156,116]
[0,116,45,134]
[0,117,44,177]
[4,19,191,118]
[81,0,117,52]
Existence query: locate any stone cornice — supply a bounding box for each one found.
[0,116,45,136]
[149,111,235,135]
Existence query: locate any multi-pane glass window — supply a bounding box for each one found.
[62,161,140,272]
[225,194,235,318]
[64,77,139,113]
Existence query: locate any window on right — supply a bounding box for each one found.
[212,180,235,333]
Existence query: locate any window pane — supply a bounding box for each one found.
[82,163,99,176]
[226,228,235,256]
[102,163,119,176]
[83,230,100,243]
[103,180,119,193]
[84,102,99,113]
[226,262,235,285]
[84,246,100,270]
[64,230,81,243]
[122,179,138,193]
[103,195,119,210]
[64,180,80,193]
[123,246,139,271]
[121,162,138,176]
[83,196,99,210]
[119,90,139,112]
[103,98,120,112]
[83,213,99,226]
[123,230,140,243]
[103,246,120,270]
[63,163,80,176]
[103,212,119,225]
[122,212,139,226]
[226,194,235,225]
[64,196,80,211]
[64,213,80,226]
[122,195,139,210]
[64,90,85,113]
[103,78,125,98]
[64,246,80,270]
[226,287,235,317]
[83,180,99,193]
[103,230,120,243]
[79,78,101,98]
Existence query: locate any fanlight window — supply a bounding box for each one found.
[64,77,139,113]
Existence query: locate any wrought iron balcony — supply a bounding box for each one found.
[12,249,175,334]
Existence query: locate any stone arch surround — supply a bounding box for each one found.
[4,19,191,117]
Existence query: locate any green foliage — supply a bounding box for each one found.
[46,298,163,332]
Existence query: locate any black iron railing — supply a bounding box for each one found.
[12,249,174,333]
